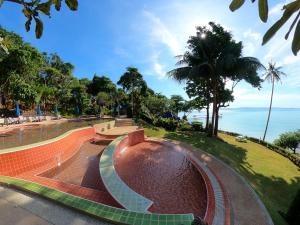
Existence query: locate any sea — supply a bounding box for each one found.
[184,108,300,151]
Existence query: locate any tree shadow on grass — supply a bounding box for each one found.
[163,131,300,225]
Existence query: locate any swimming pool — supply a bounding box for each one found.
[0,118,111,150]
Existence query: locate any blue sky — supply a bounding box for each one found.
[1,0,299,107]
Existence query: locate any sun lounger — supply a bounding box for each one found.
[235,135,247,142]
[18,115,27,123]
[0,118,4,126]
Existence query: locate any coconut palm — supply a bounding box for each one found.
[262,62,286,141]
[168,22,263,136]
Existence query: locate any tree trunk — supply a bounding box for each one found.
[263,76,274,141]
[205,104,209,130]
[214,106,219,136]
[210,77,217,137]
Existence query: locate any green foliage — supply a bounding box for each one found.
[87,75,116,96]
[191,121,203,131]
[178,120,192,131]
[229,0,300,55]
[1,0,78,39]
[170,95,184,115]
[153,117,178,131]
[285,188,300,225]
[117,67,147,117]
[274,130,300,153]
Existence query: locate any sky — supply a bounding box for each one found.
[0,0,299,108]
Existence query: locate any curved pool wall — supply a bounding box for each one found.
[0,124,195,225]
[101,129,231,225]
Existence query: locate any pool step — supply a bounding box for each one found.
[115,118,135,127]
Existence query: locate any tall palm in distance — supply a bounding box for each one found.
[263,62,286,141]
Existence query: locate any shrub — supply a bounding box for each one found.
[274,131,300,154]
[178,121,192,131]
[191,121,203,131]
[153,117,178,131]
[285,189,300,225]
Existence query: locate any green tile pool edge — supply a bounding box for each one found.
[0,176,194,225]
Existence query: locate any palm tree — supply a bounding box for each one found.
[168,22,263,136]
[262,62,286,141]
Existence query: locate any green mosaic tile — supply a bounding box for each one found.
[0,175,194,225]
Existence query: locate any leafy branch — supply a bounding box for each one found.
[0,0,78,38]
[229,0,300,55]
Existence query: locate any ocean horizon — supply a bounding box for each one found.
[185,107,300,145]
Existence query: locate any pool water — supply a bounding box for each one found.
[0,119,111,150]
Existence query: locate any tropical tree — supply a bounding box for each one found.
[117,67,147,118]
[274,130,300,154]
[229,0,300,55]
[87,75,116,96]
[0,0,78,38]
[170,95,185,116]
[185,78,211,130]
[263,62,286,141]
[96,92,110,117]
[168,22,263,136]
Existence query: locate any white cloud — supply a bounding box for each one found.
[142,10,182,55]
[243,29,261,41]
[269,3,285,17]
[281,55,300,65]
[153,62,167,79]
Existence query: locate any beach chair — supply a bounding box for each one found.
[0,118,4,126]
[18,115,27,123]
[235,135,247,142]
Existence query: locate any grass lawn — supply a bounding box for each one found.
[143,125,300,225]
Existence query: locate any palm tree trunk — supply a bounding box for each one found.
[210,77,217,137]
[263,76,274,141]
[214,106,219,136]
[205,104,209,130]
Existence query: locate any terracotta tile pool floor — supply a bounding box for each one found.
[16,136,122,208]
[114,140,208,217]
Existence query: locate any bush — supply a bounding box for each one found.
[154,117,178,131]
[274,131,300,154]
[285,189,300,225]
[191,121,203,131]
[178,121,192,131]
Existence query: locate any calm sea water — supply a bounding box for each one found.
[186,108,300,143]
